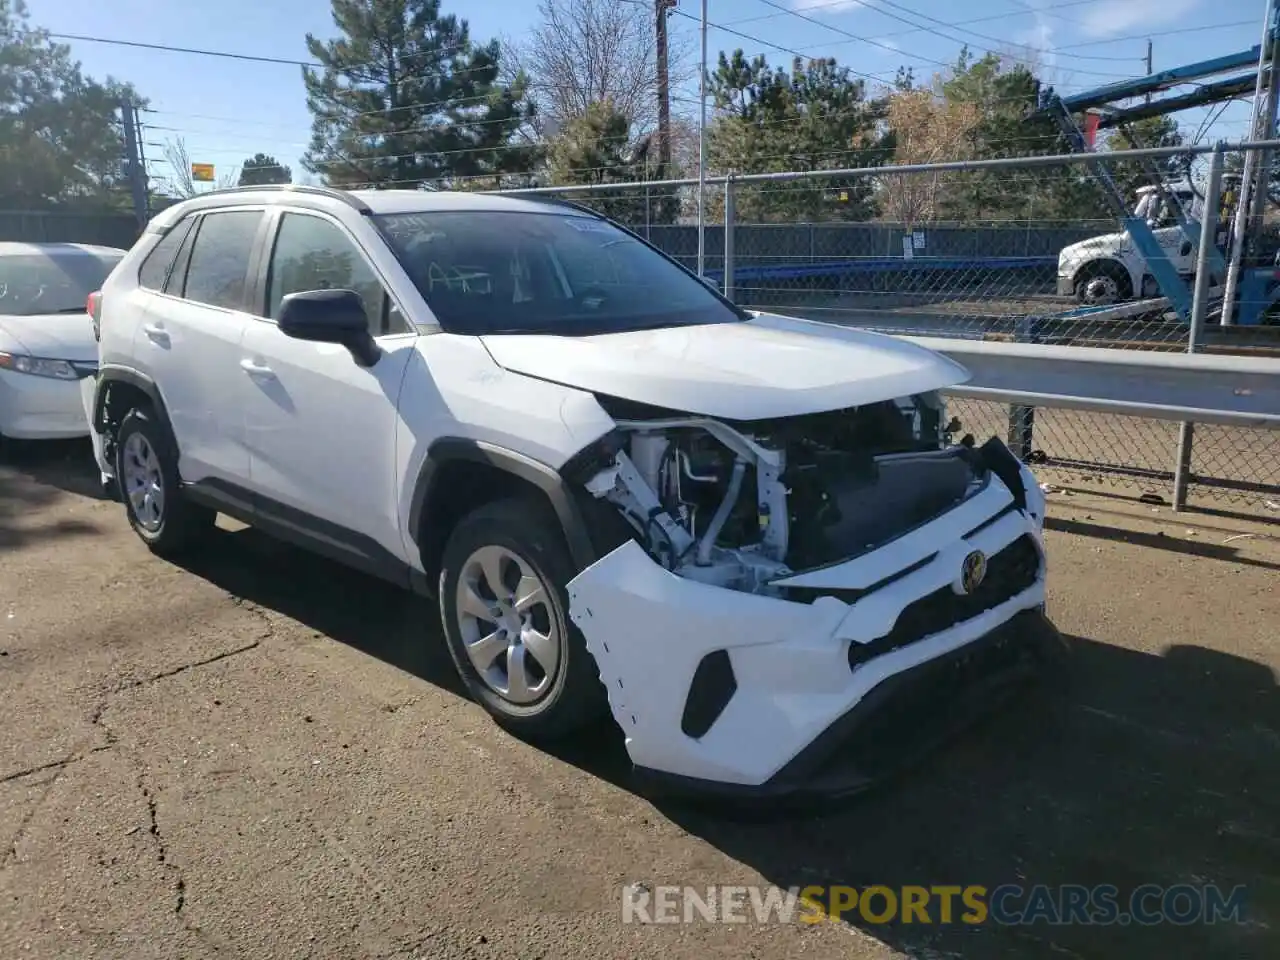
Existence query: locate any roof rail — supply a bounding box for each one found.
[506,192,607,219]
[177,182,372,213]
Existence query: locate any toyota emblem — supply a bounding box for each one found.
[959,550,988,595]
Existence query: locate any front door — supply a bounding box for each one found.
[239,210,418,567]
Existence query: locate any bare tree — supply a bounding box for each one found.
[507,0,692,140]
[160,137,238,197]
[160,137,197,199]
[878,87,981,226]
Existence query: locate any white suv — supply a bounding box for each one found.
[87,185,1060,799]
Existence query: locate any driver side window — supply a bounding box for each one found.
[265,213,408,335]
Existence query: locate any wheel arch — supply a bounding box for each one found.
[92,366,178,449]
[409,437,606,586]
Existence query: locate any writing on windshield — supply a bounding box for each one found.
[375,209,743,335]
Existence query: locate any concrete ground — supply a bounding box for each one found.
[2,439,1277,960]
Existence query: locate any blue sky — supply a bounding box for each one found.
[24,0,1269,190]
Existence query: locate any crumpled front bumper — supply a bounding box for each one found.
[566,457,1058,801]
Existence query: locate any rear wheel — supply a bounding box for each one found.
[438,497,607,740]
[115,407,215,555]
[1074,261,1132,306]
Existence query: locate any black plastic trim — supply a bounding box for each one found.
[91,366,173,440]
[182,478,426,595]
[978,436,1028,511]
[243,207,280,317]
[680,650,739,739]
[164,213,201,296]
[408,437,600,573]
[136,214,196,291]
[632,608,1065,807]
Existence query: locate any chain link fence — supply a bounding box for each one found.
[500,142,1280,517]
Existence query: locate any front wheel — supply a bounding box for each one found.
[115,407,215,555]
[438,497,608,741]
[1074,261,1132,306]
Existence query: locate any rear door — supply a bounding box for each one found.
[144,208,269,485]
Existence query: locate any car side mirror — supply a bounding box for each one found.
[277,288,381,367]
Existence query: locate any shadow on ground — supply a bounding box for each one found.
[0,438,105,549]
[174,525,1279,960]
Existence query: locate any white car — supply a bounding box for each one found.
[0,242,124,443]
[87,185,1059,799]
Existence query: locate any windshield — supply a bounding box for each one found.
[0,251,121,316]
[374,210,746,335]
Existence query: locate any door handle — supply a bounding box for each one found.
[142,323,169,344]
[239,358,275,377]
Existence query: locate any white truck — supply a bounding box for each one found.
[1056,181,1217,306]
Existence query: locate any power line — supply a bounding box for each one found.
[748,0,953,67]
[762,0,1144,63]
[845,0,1142,79]
[1050,19,1256,50]
[728,0,1101,32]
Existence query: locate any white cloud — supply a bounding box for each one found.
[1012,0,1058,74]
[1077,0,1201,38]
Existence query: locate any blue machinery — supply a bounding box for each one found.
[1038,0,1280,327]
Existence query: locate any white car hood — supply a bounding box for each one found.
[479,311,970,420]
[0,313,97,363]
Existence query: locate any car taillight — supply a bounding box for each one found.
[87,291,103,342]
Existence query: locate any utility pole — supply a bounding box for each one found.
[134,109,151,222]
[120,101,148,231]
[696,0,707,277]
[655,0,675,176]
[1144,39,1153,104]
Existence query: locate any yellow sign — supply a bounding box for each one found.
[191,163,215,182]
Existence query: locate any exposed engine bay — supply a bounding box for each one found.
[576,392,985,595]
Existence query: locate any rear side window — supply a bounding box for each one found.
[180,210,263,310]
[137,216,195,291]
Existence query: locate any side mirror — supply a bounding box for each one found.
[277,288,381,367]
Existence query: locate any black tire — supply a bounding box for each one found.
[438,496,608,741]
[1073,260,1132,306]
[115,406,215,555]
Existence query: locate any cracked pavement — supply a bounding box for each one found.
[2,440,1278,959]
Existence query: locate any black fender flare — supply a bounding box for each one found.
[408,437,600,572]
[92,366,176,445]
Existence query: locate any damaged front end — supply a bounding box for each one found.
[564,390,1060,798]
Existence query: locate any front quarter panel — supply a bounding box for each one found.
[394,333,617,566]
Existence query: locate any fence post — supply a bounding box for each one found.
[1008,307,1039,462]
[1173,143,1225,513]
[723,175,736,301]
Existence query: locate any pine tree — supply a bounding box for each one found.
[238,153,292,185]
[301,0,537,190]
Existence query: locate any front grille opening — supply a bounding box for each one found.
[819,617,1039,783]
[847,533,1041,671]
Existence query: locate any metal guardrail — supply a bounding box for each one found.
[905,337,1280,428]
[895,335,1280,512]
